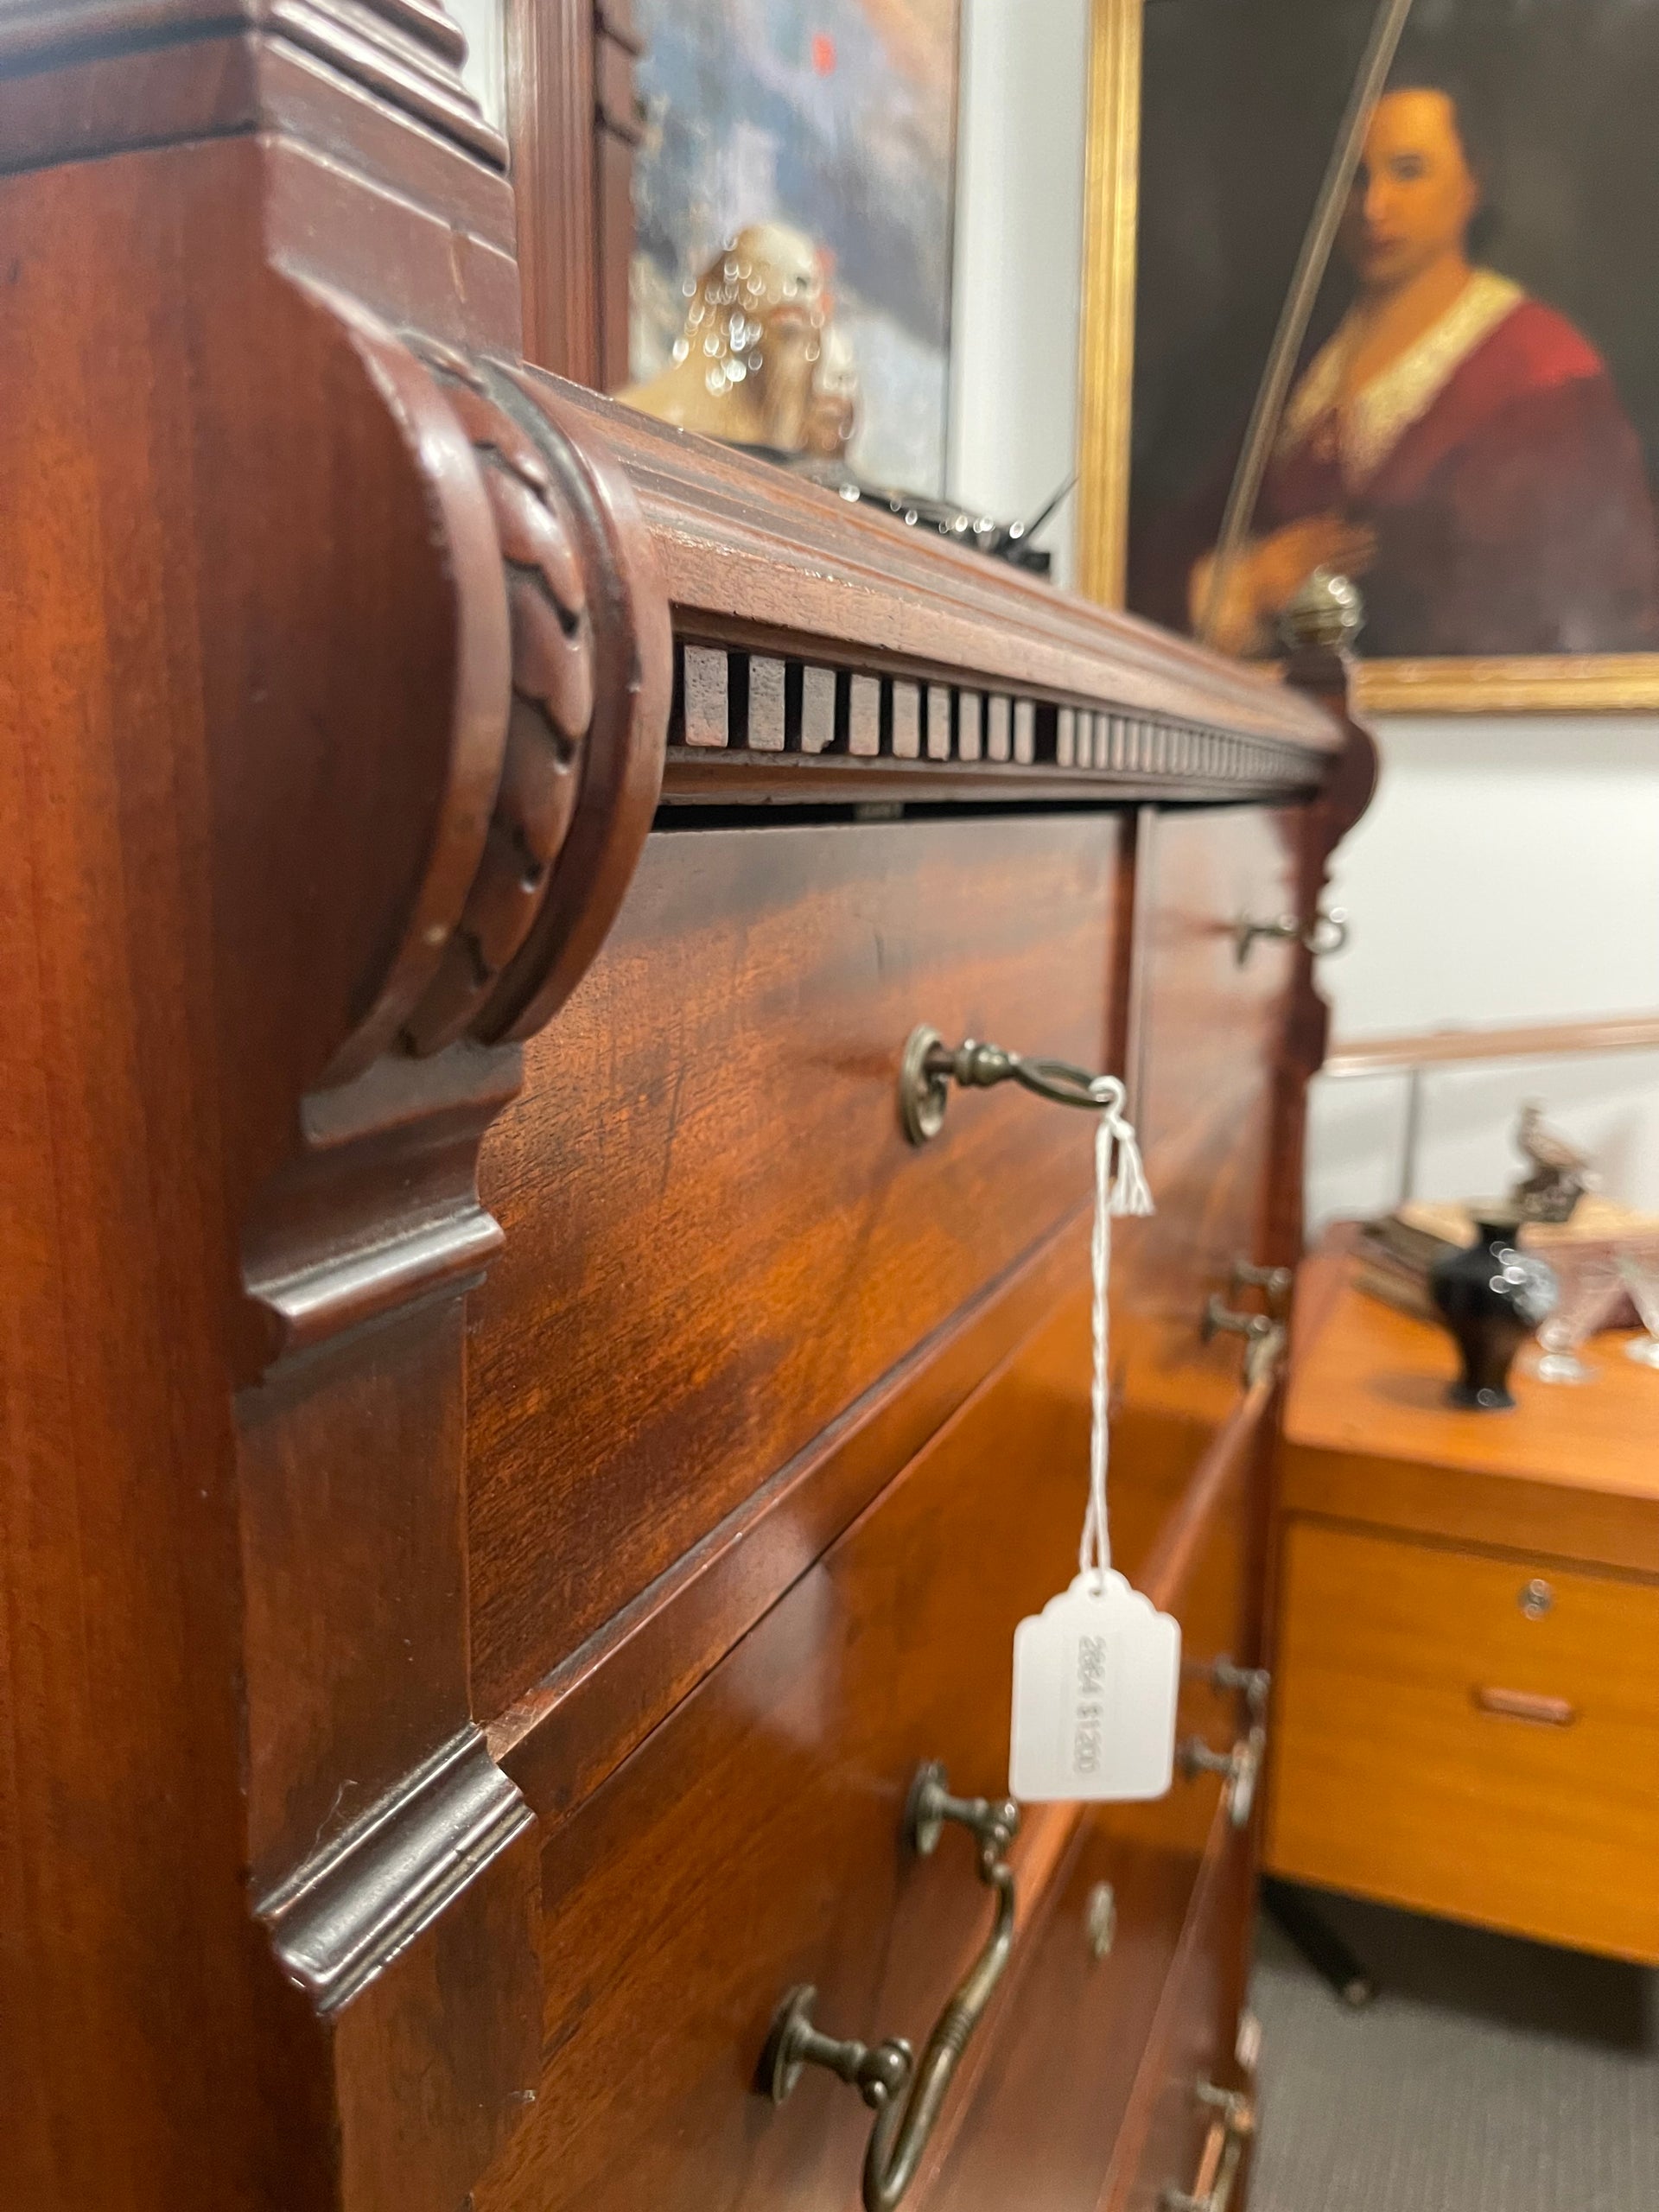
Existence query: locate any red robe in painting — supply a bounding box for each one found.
[1137,296,1659,657]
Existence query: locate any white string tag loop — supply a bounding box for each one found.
[1008,1075,1179,1805]
[1077,1076,1153,1591]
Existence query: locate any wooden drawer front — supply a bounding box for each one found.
[1129,806,1298,1351]
[922,1396,1265,2212]
[467,812,1124,1719]
[1100,1357,1271,1889]
[922,1818,1220,2212]
[1105,1815,1253,2212]
[473,1278,1260,2212]
[1105,805,1300,1557]
[473,1287,1095,2212]
[1268,1520,1659,1961]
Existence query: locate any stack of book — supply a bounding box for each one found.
[1352,1197,1659,1326]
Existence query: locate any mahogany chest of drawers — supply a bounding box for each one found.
[0,8,1373,2208]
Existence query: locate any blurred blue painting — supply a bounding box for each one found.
[631,0,961,493]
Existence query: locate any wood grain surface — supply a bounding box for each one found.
[1267,1517,1659,1962]
[472,1285,1097,2212]
[1271,1243,1659,1965]
[924,1818,1227,2212]
[1102,1815,1253,2212]
[0,126,546,2210]
[471,1263,1260,2212]
[541,380,1339,756]
[0,0,1370,2197]
[467,812,1125,1720]
[1281,1253,1659,1571]
[1106,803,1300,1482]
[492,1213,1092,1827]
[919,1385,1268,2212]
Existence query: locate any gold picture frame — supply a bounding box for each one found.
[1075,0,1659,714]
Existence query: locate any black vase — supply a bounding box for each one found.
[1428,1210,1558,1411]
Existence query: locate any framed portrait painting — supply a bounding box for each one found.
[626,0,962,495]
[1080,0,1659,709]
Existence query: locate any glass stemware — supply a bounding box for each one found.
[1528,1248,1623,1383]
[1617,1240,1659,1370]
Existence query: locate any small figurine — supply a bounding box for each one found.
[620,223,852,461]
[1510,1098,1596,1224]
[622,222,1058,572]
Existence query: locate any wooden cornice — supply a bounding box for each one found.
[0,0,506,163]
[542,383,1339,760]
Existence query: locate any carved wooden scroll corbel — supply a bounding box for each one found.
[283,303,673,1092]
[241,302,671,1369]
[391,338,671,1060]
[226,300,670,2212]
[0,10,667,2208]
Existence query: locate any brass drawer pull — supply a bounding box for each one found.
[1162,2083,1255,2212]
[1201,1295,1274,1346]
[1474,1685,1577,1728]
[1179,1725,1265,1829]
[1230,1257,1294,1317]
[1234,906,1350,965]
[899,1026,1123,1145]
[762,1762,1020,2212]
[1204,1655,1272,1719]
[1201,1295,1286,1387]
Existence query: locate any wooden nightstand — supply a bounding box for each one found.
[1266,1236,1659,1965]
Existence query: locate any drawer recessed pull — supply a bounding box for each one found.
[1162,2084,1255,2212]
[1474,1686,1576,1727]
[761,1762,1020,2212]
[1179,1726,1265,1828]
[899,1026,1125,1145]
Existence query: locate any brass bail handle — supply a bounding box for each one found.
[761,1762,1020,2212]
[899,1024,1123,1145]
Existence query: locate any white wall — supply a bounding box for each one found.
[948,0,1092,585]
[448,0,506,133]
[1307,715,1659,1230]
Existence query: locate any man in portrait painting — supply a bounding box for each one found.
[1174,73,1659,658]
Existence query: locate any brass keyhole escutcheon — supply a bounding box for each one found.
[1519,1577,1554,1620]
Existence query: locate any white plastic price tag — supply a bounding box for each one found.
[1009,1570,1180,1802]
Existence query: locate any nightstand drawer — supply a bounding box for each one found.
[1266,1520,1659,1961]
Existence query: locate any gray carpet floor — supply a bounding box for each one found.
[1249,1890,1659,2212]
